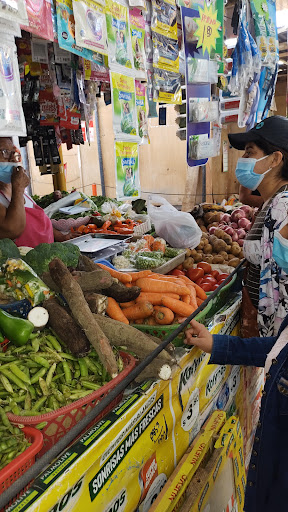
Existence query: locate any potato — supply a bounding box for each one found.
[183,257,194,270]
[228,254,235,260]
[239,250,244,259]
[193,252,203,263]
[209,236,227,253]
[203,243,213,254]
[204,212,218,225]
[207,222,219,230]
[228,258,240,267]
[201,232,209,239]
[186,249,192,258]
[196,241,205,251]
[219,251,229,261]
[230,244,241,257]
[190,249,198,258]
[203,238,209,246]
[212,255,225,264]
[200,226,208,233]
[226,245,232,252]
[214,229,232,245]
[203,254,214,263]
[196,218,205,226]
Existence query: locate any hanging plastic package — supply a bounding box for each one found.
[129,8,146,79]
[115,141,140,200]
[147,194,202,249]
[188,134,216,160]
[152,31,179,72]
[56,0,104,64]
[229,45,240,96]
[135,80,149,144]
[0,19,21,38]
[153,67,181,104]
[23,0,54,40]
[189,99,218,123]
[0,0,28,25]
[83,58,110,82]
[151,0,177,40]
[106,0,133,71]
[128,0,146,9]
[111,71,139,140]
[73,0,108,55]
[146,63,157,117]
[145,0,153,64]
[186,57,218,84]
[0,40,26,136]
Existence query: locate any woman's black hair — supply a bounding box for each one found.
[255,138,288,180]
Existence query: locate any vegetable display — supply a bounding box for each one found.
[24,243,80,277]
[0,408,31,470]
[0,239,20,267]
[113,236,183,270]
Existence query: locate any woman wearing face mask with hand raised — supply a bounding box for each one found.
[0,137,74,247]
[229,116,288,337]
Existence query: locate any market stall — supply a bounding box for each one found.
[0,0,282,508]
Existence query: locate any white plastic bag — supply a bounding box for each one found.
[147,194,202,249]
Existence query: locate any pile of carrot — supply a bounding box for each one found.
[97,265,207,326]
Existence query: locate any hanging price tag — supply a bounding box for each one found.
[194,1,221,56]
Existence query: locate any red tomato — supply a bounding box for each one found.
[197,262,212,274]
[217,273,229,282]
[210,284,219,291]
[187,268,204,281]
[218,276,231,285]
[196,277,204,286]
[202,276,217,285]
[170,269,185,277]
[211,270,220,279]
[201,282,213,292]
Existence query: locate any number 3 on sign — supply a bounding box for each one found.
[181,388,199,432]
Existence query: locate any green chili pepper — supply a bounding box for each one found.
[0,309,34,347]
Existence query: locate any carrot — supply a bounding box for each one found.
[125,283,133,288]
[182,295,190,304]
[196,297,204,306]
[188,285,198,310]
[120,301,136,308]
[127,270,153,281]
[190,281,207,300]
[154,306,174,325]
[136,278,190,296]
[122,301,154,320]
[136,292,180,305]
[143,235,154,249]
[143,317,158,325]
[96,263,132,284]
[152,240,166,253]
[106,297,129,324]
[162,297,197,317]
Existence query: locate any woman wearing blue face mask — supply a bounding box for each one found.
[0,137,74,247]
[229,116,288,337]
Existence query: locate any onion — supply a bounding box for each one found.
[231,209,246,223]
[240,205,253,218]
[223,226,234,236]
[209,226,217,235]
[232,232,239,242]
[238,217,251,230]
[237,228,246,239]
[220,213,231,223]
[28,307,49,330]
[218,224,226,230]
[238,239,244,247]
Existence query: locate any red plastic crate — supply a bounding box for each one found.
[8,352,136,456]
[0,427,43,494]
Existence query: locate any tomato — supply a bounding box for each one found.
[197,262,212,274]
[217,273,229,282]
[202,276,217,285]
[218,276,230,285]
[176,264,184,271]
[201,282,213,292]
[187,268,204,281]
[170,269,185,277]
[196,277,204,286]
[211,270,220,279]
[210,284,219,291]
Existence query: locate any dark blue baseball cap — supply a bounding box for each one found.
[228,116,288,152]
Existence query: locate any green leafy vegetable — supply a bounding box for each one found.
[0,239,20,266]
[24,243,80,276]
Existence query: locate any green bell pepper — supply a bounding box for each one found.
[0,309,34,347]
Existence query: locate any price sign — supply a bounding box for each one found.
[181,388,199,432]
[194,1,221,56]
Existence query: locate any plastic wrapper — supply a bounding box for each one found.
[0,18,21,37]
[152,31,179,71]
[135,80,149,144]
[24,0,54,40]
[73,0,107,55]
[56,0,102,64]
[111,71,139,140]
[144,1,153,64]
[106,0,133,72]
[83,58,110,82]
[115,141,140,201]
[187,57,218,84]
[153,67,181,104]
[3,259,54,306]
[0,39,26,136]
[1,0,28,25]
[189,135,216,160]
[147,194,201,249]
[130,8,146,79]
[151,0,177,40]
[189,99,218,123]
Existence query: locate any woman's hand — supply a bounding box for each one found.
[184,319,214,353]
[11,167,30,191]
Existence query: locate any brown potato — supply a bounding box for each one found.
[212,255,225,264]
[228,254,235,260]
[203,238,209,246]
[186,249,192,258]
[214,229,232,245]
[219,251,229,260]
[200,226,208,233]
[193,252,203,263]
[230,244,241,256]
[228,258,240,267]
[202,254,214,263]
[203,243,213,254]
[196,218,205,226]
[196,241,205,251]
[183,257,195,270]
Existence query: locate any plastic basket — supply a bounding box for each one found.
[206,274,237,317]
[0,299,32,319]
[132,300,213,347]
[0,427,43,495]
[8,352,136,456]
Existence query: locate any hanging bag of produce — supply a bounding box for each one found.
[147,194,202,249]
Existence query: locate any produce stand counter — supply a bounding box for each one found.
[0,265,248,512]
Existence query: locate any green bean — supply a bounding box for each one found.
[43,339,54,350]
[31,338,40,352]
[59,353,77,361]
[10,401,20,415]
[46,363,56,387]
[29,332,39,340]
[45,347,63,362]
[81,381,101,391]
[10,364,31,384]
[52,373,65,382]
[30,355,50,368]
[74,370,80,379]
[34,396,47,411]
[0,375,13,394]
[11,394,26,404]
[39,377,49,396]
[19,410,42,416]
[61,384,71,398]
[46,335,62,352]
[0,355,16,362]
[69,391,92,399]
[0,369,27,390]
[30,368,47,384]
[24,393,31,411]
[78,358,88,377]
[28,385,36,400]
[84,357,102,375]
[52,388,65,404]
[35,422,48,430]
[0,406,12,431]
[62,361,72,384]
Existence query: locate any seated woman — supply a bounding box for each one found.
[0,137,73,247]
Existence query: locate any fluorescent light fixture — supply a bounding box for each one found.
[277,8,288,29]
[278,60,286,65]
